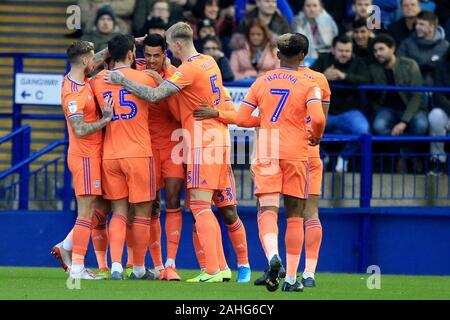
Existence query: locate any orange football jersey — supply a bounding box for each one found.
[241,68,323,161]
[164,54,229,149]
[61,74,102,158]
[90,66,156,159]
[299,66,331,158]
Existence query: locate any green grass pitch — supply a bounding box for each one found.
[1,267,450,300]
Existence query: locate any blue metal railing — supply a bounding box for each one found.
[0,139,70,210]
[0,125,31,209]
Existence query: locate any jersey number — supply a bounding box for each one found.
[270,89,290,122]
[103,89,137,121]
[210,75,221,106]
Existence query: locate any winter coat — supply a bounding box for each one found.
[397,26,450,85]
[369,57,425,123]
[291,9,339,59]
[230,42,279,81]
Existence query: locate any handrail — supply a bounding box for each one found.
[0,125,31,145]
[0,53,67,59]
[0,139,67,180]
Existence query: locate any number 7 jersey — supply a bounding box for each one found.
[90,66,156,159]
[242,67,322,161]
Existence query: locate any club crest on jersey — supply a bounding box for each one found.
[315,87,322,99]
[170,71,182,83]
[68,100,77,113]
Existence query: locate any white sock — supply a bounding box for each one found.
[238,263,250,268]
[133,266,145,278]
[63,238,72,251]
[70,263,84,274]
[155,265,164,271]
[303,271,315,279]
[111,262,123,274]
[165,259,175,268]
[285,275,297,285]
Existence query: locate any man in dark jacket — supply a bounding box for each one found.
[397,10,449,85]
[369,34,428,137]
[429,48,450,174]
[387,0,421,45]
[352,18,375,64]
[238,0,290,36]
[312,34,371,172]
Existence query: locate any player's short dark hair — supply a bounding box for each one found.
[144,33,166,51]
[277,33,308,58]
[371,33,396,49]
[66,40,94,63]
[108,34,135,62]
[417,10,438,26]
[352,18,369,30]
[296,33,309,55]
[332,34,352,48]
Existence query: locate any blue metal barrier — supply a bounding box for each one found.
[0,125,31,209]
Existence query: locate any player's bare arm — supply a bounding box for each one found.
[69,96,114,138]
[104,70,178,103]
[193,104,219,120]
[93,47,110,70]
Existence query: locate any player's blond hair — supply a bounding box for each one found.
[166,22,194,44]
[67,40,94,63]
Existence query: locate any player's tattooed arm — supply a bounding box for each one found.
[69,96,114,138]
[93,47,110,70]
[104,70,178,103]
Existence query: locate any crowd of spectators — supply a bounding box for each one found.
[75,0,450,174]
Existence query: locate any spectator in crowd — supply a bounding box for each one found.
[291,0,339,59]
[194,19,218,51]
[142,17,167,38]
[287,0,348,29]
[148,0,171,25]
[350,0,372,22]
[352,18,376,63]
[397,11,449,85]
[201,35,235,82]
[230,18,279,81]
[185,0,236,45]
[236,0,294,25]
[238,0,290,36]
[78,0,135,34]
[312,35,371,172]
[428,48,450,174]
[346,0,391,34]
[132,0,189,36]
[387,0,422,45]
[81,6,120,51]
[369,34,428,139]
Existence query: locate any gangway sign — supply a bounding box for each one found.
[14,73,64,105]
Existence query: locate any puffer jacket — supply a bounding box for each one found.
[397,26,450,85]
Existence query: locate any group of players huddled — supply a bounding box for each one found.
[51,22,329,293]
